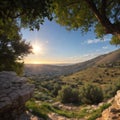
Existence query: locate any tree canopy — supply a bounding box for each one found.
[0,0,53,74]
[0,0,53,30]
[0,21,32,74]
[53,0,120,45]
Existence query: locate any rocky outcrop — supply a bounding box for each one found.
[0,71,34,120]
[97,90,120,120]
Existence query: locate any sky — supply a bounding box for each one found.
[21,19,118,64]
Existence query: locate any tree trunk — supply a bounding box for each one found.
[84,0,120,41]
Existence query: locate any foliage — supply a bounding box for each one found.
[0,0,53,31]
[0,22,32,74]
[58,86,80,104]
[52,83,61,96]
[80,84,103,104]
[103,79,120,99]
[0,0,53,74]
[53,0,120,44]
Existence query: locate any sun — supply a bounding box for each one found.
[32,43,43,55]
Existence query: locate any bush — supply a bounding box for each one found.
[58,86,80,104]
[52,83,61,96]
[103,80,120,99]
[80,84,103,105]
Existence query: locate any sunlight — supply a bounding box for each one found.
[32,41,43,55]
[32,44,42,54]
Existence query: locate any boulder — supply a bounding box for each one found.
[0,71,34,120]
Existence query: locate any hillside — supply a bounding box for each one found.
[24,49,120,78]
[95,49,120,65]
[25,49,120,120]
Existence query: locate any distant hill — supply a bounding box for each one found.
[95,49,120,65]
[67,48,120,71]
[24,49,120,78]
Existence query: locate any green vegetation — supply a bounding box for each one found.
[0,0,53,31]
[52,83,61,96]
[53,0,120,44]
[26,100,51,119]
[58,86,80,104]
[80,84,103,104]
[0,22,32,75]
[26,99,111,119]
[26,63,120,119]
[0,0,53,74]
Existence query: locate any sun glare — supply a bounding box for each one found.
[32,41,43,55]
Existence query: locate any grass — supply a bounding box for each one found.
[26,99,111,120]
[50,107,88,118]
[61,66,120,86]
[26,100,89,119]
[26,100,51,119]
[88,103,111,120]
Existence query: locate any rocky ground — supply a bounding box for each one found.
[97,90,120,120]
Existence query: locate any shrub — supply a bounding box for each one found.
[80,84,103,104]
[103,80,120,99]
[52,83,61,96]
[103,84,116,99]
[58,86,80,104]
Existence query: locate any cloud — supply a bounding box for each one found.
[102,46,108,49]
[85,38,111,44]
[87,39,100,44]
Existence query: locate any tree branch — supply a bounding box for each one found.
[84,0,113,34]
[101,0,106,16]
[63,0,80,7]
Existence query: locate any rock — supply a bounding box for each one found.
[97,90,120,120]
[115,91,120,107]
[0,71,34,120]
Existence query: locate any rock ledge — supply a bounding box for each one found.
[0,71,34,120]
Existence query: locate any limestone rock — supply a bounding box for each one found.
[97,90,120,120]
[0,71,34,120]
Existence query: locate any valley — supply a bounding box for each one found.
[24,49,120,120]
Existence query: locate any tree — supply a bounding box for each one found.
[0,21,32,75]
[0,0,53,30]
[53,0,120,45]
[0,0,53,74]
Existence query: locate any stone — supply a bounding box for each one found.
[0,71,34,120]
[97,90,120,120]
